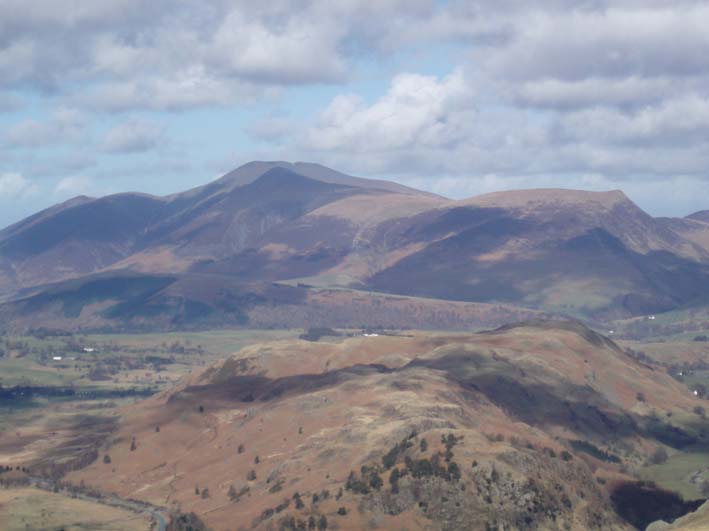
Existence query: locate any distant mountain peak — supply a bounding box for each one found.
[213,160,441,197]
[238,166,353,197]
[0,161,708,326]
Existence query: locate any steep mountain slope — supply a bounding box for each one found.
[366,191,709,319]
[463,189,707,258]
[0,164,436,298]
[0,193,168,296]
[0,269,544,333]
[1,162,708,329]
[658,215,709,259]
[210,160,439,197]
[68,322,709,530]
[143,168,360,260]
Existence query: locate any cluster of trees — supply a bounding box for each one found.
[646,447,669,465]
[278,514,328,530]
[402,452,461,482]
[382,431,417,469]
[2,338,30,357]
[227,484,250,502]
[345,467,383,495]
[624,348,653,364]
[620,319,709,340]
[167,512,208,531]
[41,448,100,480]
[160,340,204,356]
[569,440,621,463]
[298,328,341,342]
[347,432,465,497]
[0,465,28,474]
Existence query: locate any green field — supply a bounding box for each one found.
[0,328,302,476]
[0,328,302,387]
[0,487,151,531]
[639,451,709,500]
[84,328,302,356]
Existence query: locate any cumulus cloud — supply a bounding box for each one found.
[486,7,709,83]
[475,3,709,115]
[556,96,709,146]
[3,0,709,219]
[507,77,683,110]
[3,108,86,147]
[290,69,553,178]
[0,0,436,110]
[304,70,474,153]
[53,175,98,198]
[246,114,294,143]
[245,0,709,216]
[0,91,22,112]
[0,172,38,198]
[79,76,256,113]
[102,119,164,153]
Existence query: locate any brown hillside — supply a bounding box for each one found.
[69,323,709,530]
[1,163,709,327]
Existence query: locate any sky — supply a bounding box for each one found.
[1,0,709,227]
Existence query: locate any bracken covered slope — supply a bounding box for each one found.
[69,322,709,530]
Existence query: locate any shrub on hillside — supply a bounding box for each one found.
[647,447,668,465]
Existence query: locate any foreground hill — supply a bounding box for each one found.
[68,322,709,530]
[1,162,709,331]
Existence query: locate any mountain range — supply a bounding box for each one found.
[1,161,709,333]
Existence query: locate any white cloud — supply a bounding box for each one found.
[0,0,437,110]
[53,175,97,198]
[246,115,294,143]
[3,107,86,147]
[303,69,474,153]
[507,77,683,109]
[0,91,22,112]
[78,68,268,113]
[486,6,709,83]
[102,119,164,153]
[207,10,346,84]
[556,96,709,146]
[2,0,709,219]
[0,172,38,198]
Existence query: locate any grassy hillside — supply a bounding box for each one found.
[59,322,709,530]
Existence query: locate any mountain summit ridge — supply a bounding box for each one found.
[0,161,708,331]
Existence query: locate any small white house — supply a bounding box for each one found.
[648,315,656,320]
[83,347,95,353]
[52,356,63,361]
